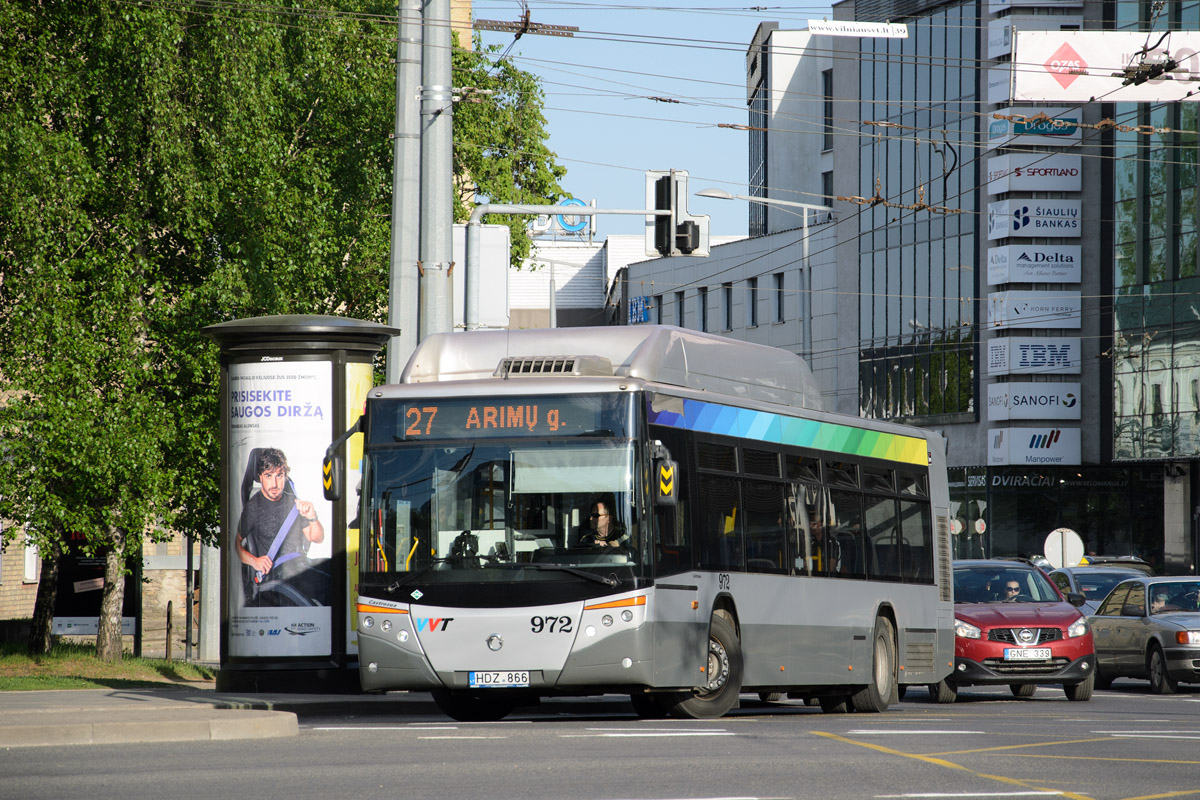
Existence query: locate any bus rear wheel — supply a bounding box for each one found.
[668,612,742,719]
[431,688,520,722]
[851,616,897,713]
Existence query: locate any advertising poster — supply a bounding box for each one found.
[345,361,374,655]
[228,359,333,658]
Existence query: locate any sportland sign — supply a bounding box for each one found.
[989,426,1081,466]
[1012,31,1200,103]
[987,153,1081,195]
[988,244,1081,284]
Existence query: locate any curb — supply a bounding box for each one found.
[0,709,298,749]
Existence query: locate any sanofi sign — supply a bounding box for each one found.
[987,381,1082,421]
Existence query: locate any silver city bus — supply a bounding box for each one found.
[327,326,954,720]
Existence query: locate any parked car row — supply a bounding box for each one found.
[933,558,1200,702]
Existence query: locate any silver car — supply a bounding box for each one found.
[1048,566,1146,615]
[1090,577,1200,694]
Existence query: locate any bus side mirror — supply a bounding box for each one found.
[323,453,343,502]
[655,458,678,506]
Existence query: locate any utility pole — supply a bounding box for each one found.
[386,0,423,383]
[419,0,454,340]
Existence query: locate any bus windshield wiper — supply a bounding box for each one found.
[517,563,619,587]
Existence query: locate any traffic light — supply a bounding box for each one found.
[645,169,710,257]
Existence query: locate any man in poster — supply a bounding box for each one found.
[236,447,330,607]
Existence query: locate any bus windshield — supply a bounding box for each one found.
[360,436,644,597]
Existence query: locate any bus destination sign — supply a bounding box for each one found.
[371,395,633,442]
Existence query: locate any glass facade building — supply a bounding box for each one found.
[856,2,976,423]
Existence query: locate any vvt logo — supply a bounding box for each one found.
[415,617,454,632]
[1028,429,1062,449]
[1012,206,1031,232]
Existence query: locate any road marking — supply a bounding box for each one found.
[875,793,1063,798]
[844,734,984,738]
[929,738,1114,756]
[418,735,508,740]
[813,731,1093,800]
[562,731,736,738]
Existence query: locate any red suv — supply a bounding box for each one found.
[930,559,1096,702]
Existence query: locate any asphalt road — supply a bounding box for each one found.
[5,681,1199,800]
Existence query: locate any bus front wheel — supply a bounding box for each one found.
[668,612,743,719]
[851,616,897,713]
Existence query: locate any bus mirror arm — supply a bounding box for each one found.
[322,417,363,502]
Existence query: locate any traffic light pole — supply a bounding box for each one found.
[465,204,669,331]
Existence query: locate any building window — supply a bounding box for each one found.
[653,294,663,324]
[699,286,709,332]
[723,282,733,330]
[822,171,834,206]
[23,531,38,583]
[675,291,686,327]
[747,277,759,327]
[774,273,785,322]
[822,69,834,151]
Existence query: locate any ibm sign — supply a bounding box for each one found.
[989,426,1081,466]
[988,337,1081,375]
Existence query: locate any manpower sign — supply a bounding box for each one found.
[989,426,1081,465]
[1012,31,1200,103]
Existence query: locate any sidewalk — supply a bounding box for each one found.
[0,684,440,748]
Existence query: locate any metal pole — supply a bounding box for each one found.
[184,532,192,662]
[386,0,423,381]
[419,0,454,340]
[802,209,811,367]
[549,261,557,328]
[465,205,669,331]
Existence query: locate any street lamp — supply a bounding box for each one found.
[695,188,834,366]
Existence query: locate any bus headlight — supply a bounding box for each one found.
[954,618,981,639]
[362,616,374,629]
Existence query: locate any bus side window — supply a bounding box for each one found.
[743,480,786,574]
[698,474,743,572]
[865,493,901,581]
[900,500,933,583]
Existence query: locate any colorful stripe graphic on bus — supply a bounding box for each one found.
[647,397,928,466]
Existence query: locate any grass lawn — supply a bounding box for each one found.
[0,641,216,691]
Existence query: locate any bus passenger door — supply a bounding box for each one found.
[651,472,703,687]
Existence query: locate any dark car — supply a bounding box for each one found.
[1090,576,1200,694]
[1048,566,1146,615]
[930,559,1096,703]
[1078,555,1156,576]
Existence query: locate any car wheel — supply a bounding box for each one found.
[851,616,897,713]
[1064,672,1094,702]
[1009,683,1037,698]
[1148,644,1178,695]
[927,679,958,703]
[667,612,742,719]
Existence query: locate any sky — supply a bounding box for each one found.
[474,1,836,238]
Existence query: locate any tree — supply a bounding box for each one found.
[453,36,568,267]
[0,3,564,659]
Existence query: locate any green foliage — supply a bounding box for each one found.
[0,3,563,601]
[453,36,567,267]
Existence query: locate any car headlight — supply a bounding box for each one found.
[1067,617,1089,638]
[1177,631,1200,645]
[954,618,981,639]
